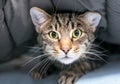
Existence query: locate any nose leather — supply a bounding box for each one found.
[61,46,71,54]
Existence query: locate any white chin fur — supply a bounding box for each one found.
[58,58,76,65]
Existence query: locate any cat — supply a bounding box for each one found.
[29,7,104,84]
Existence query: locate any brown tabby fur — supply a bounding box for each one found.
[29,7,104,84]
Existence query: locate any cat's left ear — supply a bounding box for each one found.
[82,12,101,32]
[30,7,51,32]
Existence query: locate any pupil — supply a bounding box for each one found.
[74,30,79,36]
[52,32,56,38]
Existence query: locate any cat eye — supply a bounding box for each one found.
[72,29,82,38]
[49,31,59,39]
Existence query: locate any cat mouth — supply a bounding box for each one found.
[61,56,72,59]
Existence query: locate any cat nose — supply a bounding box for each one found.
[61,46,71,54]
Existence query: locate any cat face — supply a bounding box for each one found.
[30,7,101,65]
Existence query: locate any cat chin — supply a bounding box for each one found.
[58,58,76,65]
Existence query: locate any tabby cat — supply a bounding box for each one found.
[29,7,103,84]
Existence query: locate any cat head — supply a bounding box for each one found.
[30,7,101,65]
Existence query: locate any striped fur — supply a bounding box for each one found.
[30,7,103,84]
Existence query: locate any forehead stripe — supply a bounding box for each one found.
[55,15,61,27]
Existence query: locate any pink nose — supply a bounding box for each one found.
[61,46,71,54]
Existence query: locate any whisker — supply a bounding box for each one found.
[24,46,44,54]
[23,53,49,66]
[89,49,109,57]
[84,52,99,56]
[93,54,108,63]
[84,52,108,63]
[40,60,53,78]
[40,59,49,73]
[29,49,43,53]
[29,58,49,73]
[85,57,100,61]
[89,49,102,53]
[90,44,108,52]
[24,46,44,50]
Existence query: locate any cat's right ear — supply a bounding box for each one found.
[30,7,51,32]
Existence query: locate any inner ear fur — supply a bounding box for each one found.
[79,12,101,32]
[30,7,51,32]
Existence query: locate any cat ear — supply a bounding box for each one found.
[83,12,101,32]
[30,7,51,32]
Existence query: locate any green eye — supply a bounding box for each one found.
[72,29,82,38]
[49,31,59,39]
